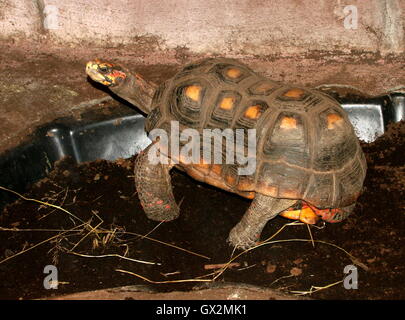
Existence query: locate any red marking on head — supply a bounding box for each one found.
[307,203,343,223]
[165,204,171,209]
[111,70,127,80]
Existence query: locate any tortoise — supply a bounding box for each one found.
[86,58,367,249]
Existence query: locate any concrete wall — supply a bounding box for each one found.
[1,0,404,55]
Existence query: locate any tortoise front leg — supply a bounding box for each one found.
[228,194,296,249]
[134,144,179,221]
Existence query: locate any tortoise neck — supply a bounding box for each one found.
[110,72,157,115]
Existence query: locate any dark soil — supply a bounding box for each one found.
[0,122,404,300]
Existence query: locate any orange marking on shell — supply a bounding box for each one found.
[192,157,211,172]
[279,189,298,198]
[283,88,305,99]
[261,184,278,197]
[187,168,204,180]
[225,174,236,186]
[204,176,228,190]
[211,164,222,176]
[243,191,255,199]
[237,179,254,191]
[185,85,201,101]
[280,117,297,129]
[226,68,242,79]
[199,158,211,167]
[174,149,197,165]
[219,97,235,110]
[244,105,262,119]
[188,166,255,199]
[327,113,343,129]
[255,82,275,93]
[194,162,211,172]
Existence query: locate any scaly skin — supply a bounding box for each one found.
[134,143,180,221]
[228,195,296,249]
[86,59,156,114]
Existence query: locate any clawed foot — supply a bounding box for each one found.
[227,227,260,250]
[143,199,180,222]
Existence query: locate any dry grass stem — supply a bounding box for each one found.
[115,269,212,284]
[38,187,69,220]
[0,223,86,265]
[0,227,81,232]
[69,220,103,252]
[307,224,315,248]
[161,271,181,277]
[291,280,343,296]
[120,231,210,260]
[0,185,87,226]
[68,251,161,265]
[139,220,165,240]
[269,274,295,287]
[204,262,240,270]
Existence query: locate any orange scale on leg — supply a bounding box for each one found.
[210,164,222,176]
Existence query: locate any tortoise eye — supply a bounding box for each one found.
[99,65,109,72]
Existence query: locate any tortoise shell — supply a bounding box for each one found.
[145,58,367,209]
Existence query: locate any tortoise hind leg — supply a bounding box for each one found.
[228,194,296,249]
[134,144,179,221]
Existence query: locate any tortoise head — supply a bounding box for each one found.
[86,59,127,87]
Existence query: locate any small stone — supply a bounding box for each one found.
[266,263,277,274]
[367,257,377,263]
[290,267,303,276]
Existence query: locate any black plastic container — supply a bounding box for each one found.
[0,105,150,209]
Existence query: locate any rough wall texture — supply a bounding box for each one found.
[0,0,403,155]
[1,0,404,55]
